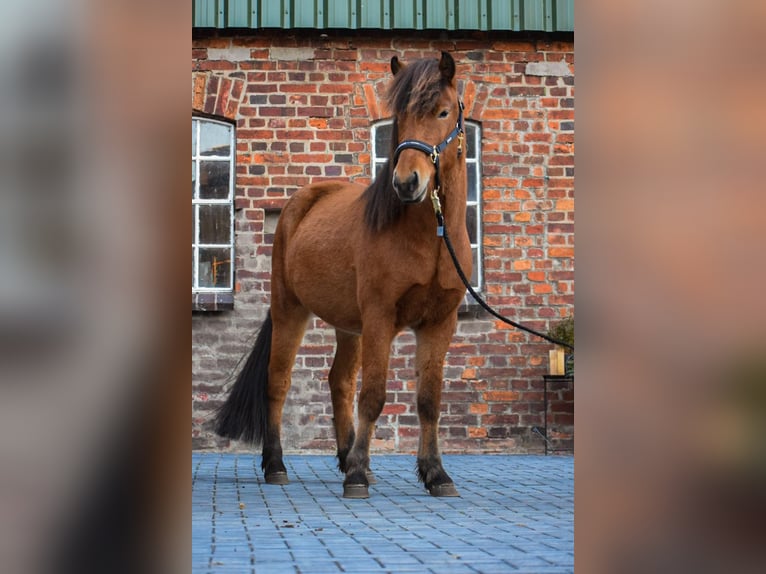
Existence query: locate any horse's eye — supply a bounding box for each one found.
[438,109,449,118]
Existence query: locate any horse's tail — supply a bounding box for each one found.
[213,310,272,445]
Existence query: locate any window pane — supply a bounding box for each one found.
[374,123,392,159]
[198,205,231,244]
[471,248,479,287]
[467,164,477,202]
[192,160,197,198]
[199,160,230,199]
[465,124,477,159]
[374,161,387,178]
[192,120,197,156]
[200,121,231,156]
[192,204,196,244]
[198,248,231,288]
[466,205,477,244]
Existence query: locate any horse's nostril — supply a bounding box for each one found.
[401,172,418,193]
[393,172,419,194]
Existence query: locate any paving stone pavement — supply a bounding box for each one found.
[192,453,573,573]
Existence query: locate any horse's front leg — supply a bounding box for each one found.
[329,330,361,473]
[414,313,460,496]
[342,321,396,499]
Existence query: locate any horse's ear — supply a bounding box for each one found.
[439,51,456,82]
[391,56,402,76]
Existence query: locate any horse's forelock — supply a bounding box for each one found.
[387,58,446,118]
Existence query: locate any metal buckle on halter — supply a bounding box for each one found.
[457,131,464,156]
[430,146,439,164]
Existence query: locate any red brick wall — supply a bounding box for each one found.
[192,30,574,454]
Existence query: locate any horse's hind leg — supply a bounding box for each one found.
[414,314,460,497]
[328,330,361,473]
[262,304,310,484]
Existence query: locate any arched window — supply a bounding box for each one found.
[192,117,235,296]
[371,119,482,289]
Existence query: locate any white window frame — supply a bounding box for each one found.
[370,119,482,290]
[192,117,235,293]
[464,121,483,291]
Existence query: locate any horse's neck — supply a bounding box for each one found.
[440,170,468,236]
[394,162,467,243]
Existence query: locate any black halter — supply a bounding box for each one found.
[391,100,465,194]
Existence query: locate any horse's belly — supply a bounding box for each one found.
[285,202,363,333]
[293,270,362,334]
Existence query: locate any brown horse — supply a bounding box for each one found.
[215,51,472,498]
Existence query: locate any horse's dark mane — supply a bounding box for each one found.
[361,57,446,232]
[361,121,402,231]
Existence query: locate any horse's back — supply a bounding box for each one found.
[280,181,364,227]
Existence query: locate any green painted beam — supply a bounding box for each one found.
[423,0,448,30]
[193,0,219,27]
[361,0,390,30]
[554,0,574,31]
[228,0,256,27]
[192,0,574,32]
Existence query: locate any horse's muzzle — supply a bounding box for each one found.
[392,171,427,204]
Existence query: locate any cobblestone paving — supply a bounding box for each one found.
[192,453,573,573]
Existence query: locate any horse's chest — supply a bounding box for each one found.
[396,282,462,328]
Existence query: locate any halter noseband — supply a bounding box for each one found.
[391,100,465,195]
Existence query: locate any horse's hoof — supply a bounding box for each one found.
[343,484,369,499]
[366,470,377,485]
[429,483,460,497]
[265,471,289,485]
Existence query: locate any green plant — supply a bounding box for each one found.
[548,315,574,376]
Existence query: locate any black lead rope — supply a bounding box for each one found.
[431,190,574,351]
